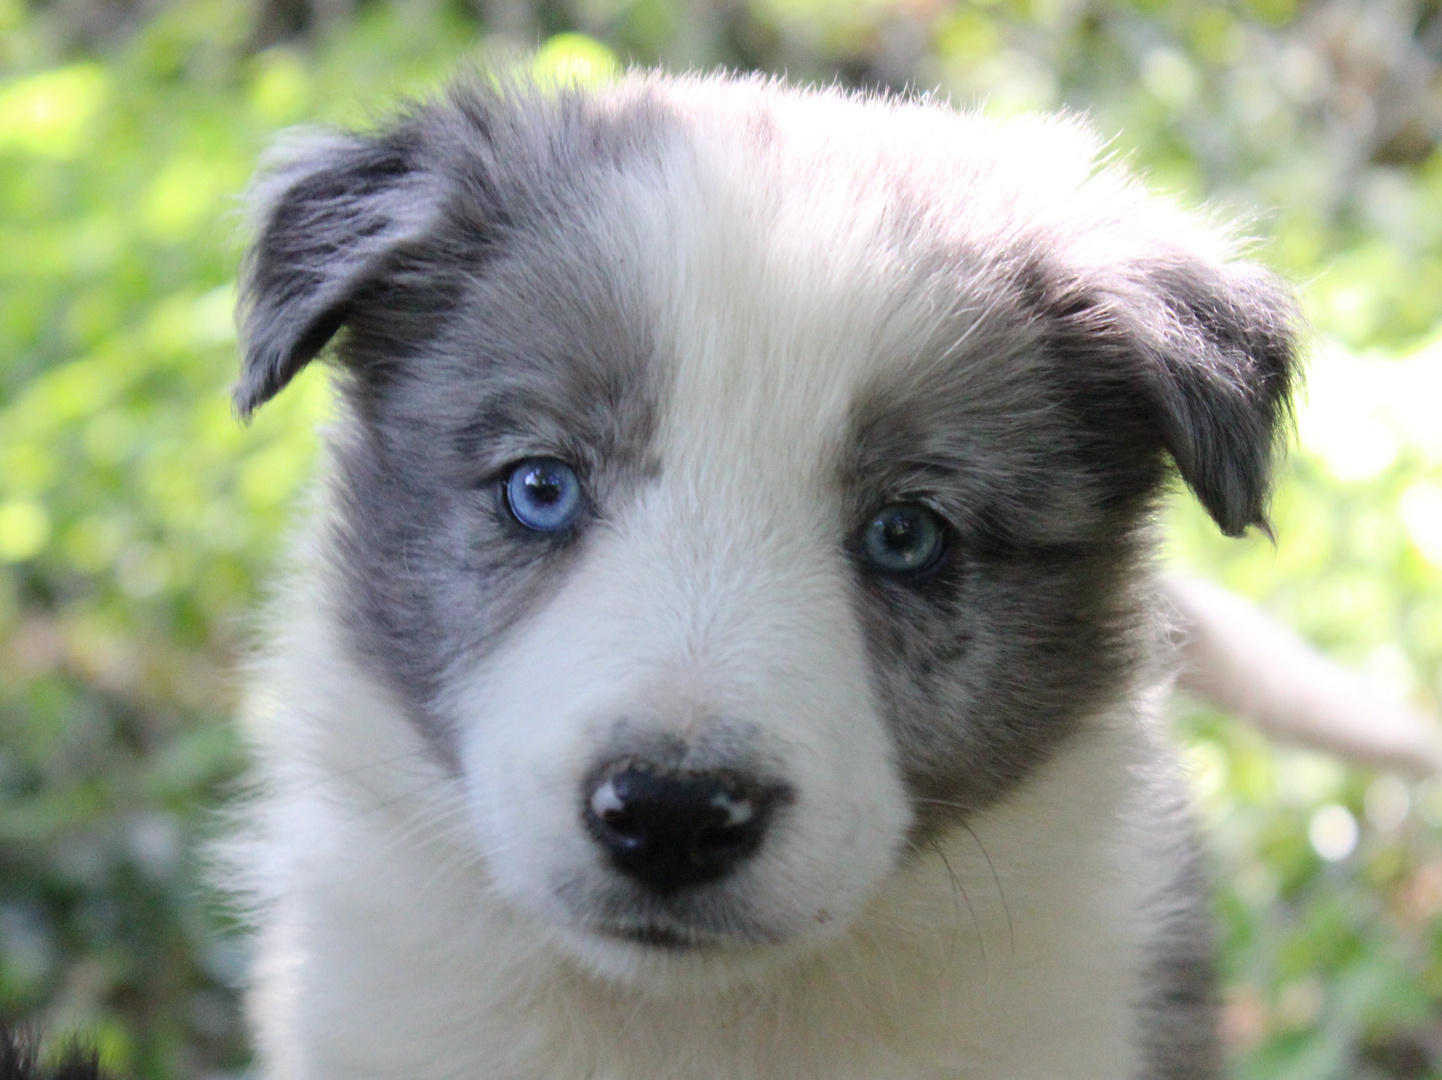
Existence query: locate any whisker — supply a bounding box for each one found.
[960,822,1014,956]
[926,836,987,979]
[912,798,1015,956]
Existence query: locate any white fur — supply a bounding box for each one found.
[237,550,1178,1079]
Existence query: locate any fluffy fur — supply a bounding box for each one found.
[229,73,1299,1080]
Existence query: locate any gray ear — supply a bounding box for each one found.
[1131,257,1299,537]
[234,129,442,418]
[1044,250,1301,538]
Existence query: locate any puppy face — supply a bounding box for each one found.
[237,75,1296,983]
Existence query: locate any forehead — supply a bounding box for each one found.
[373,79,1135,543]
[516,80,1110,528]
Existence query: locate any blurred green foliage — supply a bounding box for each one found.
[3,0,1442,1077]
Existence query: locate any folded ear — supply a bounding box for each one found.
[234,129,443,418]
[1131,256,1299,537]
[1042,245,1301,538]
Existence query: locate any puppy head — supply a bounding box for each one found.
[237,75,1297,985]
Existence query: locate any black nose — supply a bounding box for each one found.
[584,766,784,895]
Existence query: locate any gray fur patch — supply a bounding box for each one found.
[239,82,679,760]
[840,294,1148,835]
[840,225,1297,837]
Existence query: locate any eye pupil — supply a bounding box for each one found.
[505,458,583,532]
[882,515,915,549]
[861,504,945,574]
[526,471,562,503]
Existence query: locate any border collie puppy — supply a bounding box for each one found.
[229,73,1298,1080]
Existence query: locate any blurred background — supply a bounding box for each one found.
[3,0,1442,1076]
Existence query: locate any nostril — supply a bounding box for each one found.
[589,777,646,850]
[583,765,785,895]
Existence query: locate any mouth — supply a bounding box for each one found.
[556,911,806,991]
[579,907,788,954]
[602,923,712,950]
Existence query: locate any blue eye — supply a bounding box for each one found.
[860,504,946,575]
[503,458,584,532]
